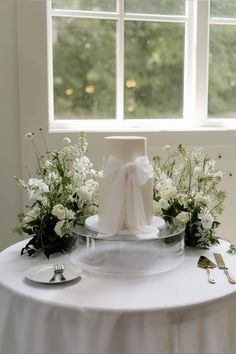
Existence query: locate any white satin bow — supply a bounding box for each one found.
[100,155,159,239]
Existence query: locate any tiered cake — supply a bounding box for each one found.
[86,136,164,239]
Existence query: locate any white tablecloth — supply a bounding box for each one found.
[0,239,236,353]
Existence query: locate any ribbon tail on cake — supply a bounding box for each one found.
[99,155,159,238]
[126,165,159,239]
[99,158,126,236]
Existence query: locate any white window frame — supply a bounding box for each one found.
[18,0,236,134]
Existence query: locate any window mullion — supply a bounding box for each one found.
[116,0,124,121]
[194,0,210,125]
[47,0,54,128]
[183,0,195,123]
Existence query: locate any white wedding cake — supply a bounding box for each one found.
[85,136,165,239]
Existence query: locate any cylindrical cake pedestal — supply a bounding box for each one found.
[71,216,185,277]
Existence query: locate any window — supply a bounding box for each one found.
[209,0,236,118]
[47,0,236,132]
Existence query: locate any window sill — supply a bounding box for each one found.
[50,118,236,133]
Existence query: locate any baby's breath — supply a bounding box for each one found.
[153,144,226,248]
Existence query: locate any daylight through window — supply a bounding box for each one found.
[47,0,236,131]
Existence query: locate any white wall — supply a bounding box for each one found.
[0,0,22,251]
[0,0,236,253]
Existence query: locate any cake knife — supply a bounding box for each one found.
[213,253,236,284]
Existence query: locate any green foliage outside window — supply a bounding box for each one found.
[52,0,236,120]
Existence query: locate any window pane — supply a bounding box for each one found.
[124,22,184,119]
[52,0,116,12]
[208,25,236,118]
[210,0,236,18]
[125,0,185,15]
[53,18,116,119]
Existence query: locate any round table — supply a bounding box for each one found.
[0,239,236,353]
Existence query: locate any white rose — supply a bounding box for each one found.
[66,209,75,220]
[79,186,92,201]
[54,220,67,237]
[159,198,170,210]
[176,211,189,224]
[160,186,177,201]
[52,204,67,220]
[198,212,214,229]
[24,208,38,223]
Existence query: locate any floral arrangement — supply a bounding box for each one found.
[152,144,226,248]
[14,130,98,258]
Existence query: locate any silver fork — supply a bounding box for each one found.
[58,262,66,281]
[49,262,66,282]
[49,263,60,282]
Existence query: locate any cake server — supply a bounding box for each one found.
[197,256,216,284]
[213,253,236,284]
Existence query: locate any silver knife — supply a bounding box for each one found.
[213,253,236,284]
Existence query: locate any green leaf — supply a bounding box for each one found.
[227,244,236,255]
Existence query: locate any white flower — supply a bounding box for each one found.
[44,160,53,168]
[24,208,39,223]
[63,137,71,145]
[163,145,171,152]
[27,178,49,202]
[67,195,75,203]
[78,185,92,201]
[159,198,170,210]
[198,212,214,229]
[176,211,189,224]
[66,209,75,220]
[52,204,67,220]
[28,190,45,202]
[195,192,210,206]
[152,144,225,248]
[160,186,177,201]
[28,178,49,193]
[213,170,224,182]
[25,132,34,140]
[47,172,58,181]
[74,156,92,171]
[178,193,188,207]
[61,145,78,159]
[54,220,67,237]
[52,204,75,220]
[193,166,204,178]
[85,179,98,193]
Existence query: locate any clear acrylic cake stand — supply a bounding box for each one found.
[70,216,185,277]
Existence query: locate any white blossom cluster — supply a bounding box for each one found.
[15,132,99,250]
[153,144,226,248]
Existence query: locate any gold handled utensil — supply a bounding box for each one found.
[213,253,236,284]
[197,256,216,284]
